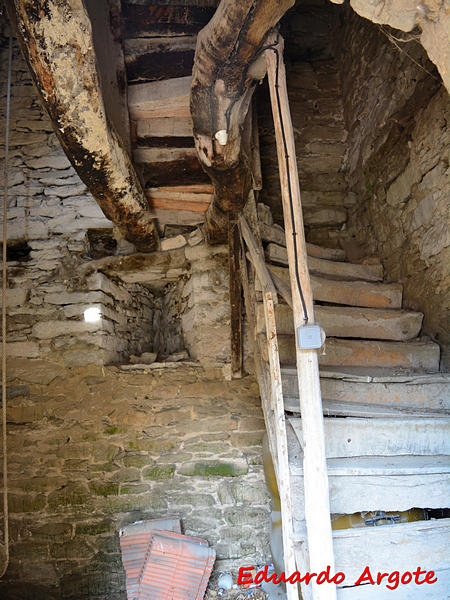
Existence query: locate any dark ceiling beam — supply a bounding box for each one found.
[190,0,295,243]
[5,0,159,251]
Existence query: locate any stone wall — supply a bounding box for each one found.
[0,360,270,599]
[335,10,450,368]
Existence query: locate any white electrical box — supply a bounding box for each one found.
[296,324,325,350]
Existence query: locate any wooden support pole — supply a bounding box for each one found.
[263,291,298,600]
[265,34,336,600]
[229,215,243,378]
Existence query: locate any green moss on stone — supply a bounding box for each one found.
[143,464,175,480]
[179,461,248,477]
[89,481,119,497]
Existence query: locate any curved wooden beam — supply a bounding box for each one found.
[191,0,294,242]
[5,0,158,251]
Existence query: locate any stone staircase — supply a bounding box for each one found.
[123,1,214,228]
[255,204,450,598]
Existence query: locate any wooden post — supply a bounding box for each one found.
[263,291,298,600]
[265,34,336,600]
[229,215,243,378]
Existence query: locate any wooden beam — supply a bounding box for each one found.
[266,35,336,600]
[145,196,210,214]
[229,216,243,378]
[5,0,158,251]
[239,215,278,302]
[136,117,193,140]
[191,0,295,241]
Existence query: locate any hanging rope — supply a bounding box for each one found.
[0,32,13,579]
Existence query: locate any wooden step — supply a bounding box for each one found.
[270,336,440,370]
[256,265,402,308]
[294,519,450,600]
[256,304,423,341]
[145,188,211,214]
[266,243,383,280]
[123,5,215,39]
[140,157,209,187]
[124,36,196,83]
[128,76,191,119]
[136,117,193,140]
[288,415,450,458]
[282,368,450,414]
[134,147,197,164]
[259,223,346,261]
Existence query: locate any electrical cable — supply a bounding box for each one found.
[0,32,12,580]
[224,36,309,324]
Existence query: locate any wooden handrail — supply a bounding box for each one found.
[265,33,336,600]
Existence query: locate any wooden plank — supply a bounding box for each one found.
[306,243,346,261]
[263,292,299,600]
[229,217,243,378]
[295,519,450,588]
[274,336,441,371]
[133,147,197,164]
[266,243,383,280]
[266,34,336,600]
[148,208,205,226]
[257,265,403,308]
[122,5,215,38]
[140,158,209,187]
[147,189,212,203]
[128,76,191,119]
[124,36,196,82]
[336,572,450,599]
[256,303,424,341]
[288,416,450,458]
[136,117,193,139]
[239,215,278,302]
[146,197,209,213]
[289,455,450,514]
[283,371,450,413]
[251,103,263,190]
[260,224,347,262]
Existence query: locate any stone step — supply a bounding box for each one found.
[256,265,402,308]
[256,303,423,341]
[282,367,450,414]
[294,520,450,600]
[266,243,383,280]
[266,335,440,370]
[259,223,346,261]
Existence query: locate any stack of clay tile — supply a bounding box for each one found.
[119,517,216,600]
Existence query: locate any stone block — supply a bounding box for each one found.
[160,235,187,251]
[89,481,119,497]
[143,464,175,480]
[6,341,39,358]
[32,319,109,340]
[47,482,91,509]
[178,460,248,477]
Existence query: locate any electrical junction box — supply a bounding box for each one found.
[296,324,325,350]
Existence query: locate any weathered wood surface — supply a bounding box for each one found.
[256,303,424,341]
[336,573,450,599]
[272,335,441,370]
[295,519,450,590]
[140,157,209,187]
[122,4,215,38]
[290,456,450,514]
[191,0,295,241]
[288,416,450,458]
[229,217,242,378]
[282,368,450,413]
[124,36,197,83]
[263,292,298,600]
[136,117,193,139]
[266,34,336,600]
[134,147,197,164]
[128,76,192,119]
[266,243,383,280]
[6,0,158,251]
[256,265,403,308]
[148,209,205,227]
[145,197,210,214]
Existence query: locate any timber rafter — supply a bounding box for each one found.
[190,0,294,242]
[5,0,159,251]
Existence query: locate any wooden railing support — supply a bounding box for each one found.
[265,33,336,600]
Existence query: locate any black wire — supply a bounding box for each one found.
[224,37,309,325]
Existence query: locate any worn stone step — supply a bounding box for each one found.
[282,367,450,414]
[256,265,402,308]
[265,335,441,370]
[266,243,383,280]
[256,303,423,341]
